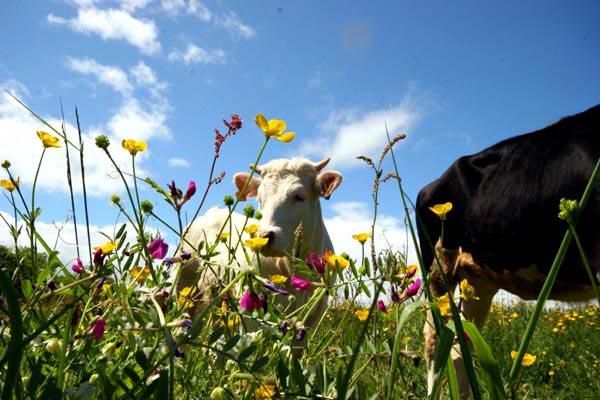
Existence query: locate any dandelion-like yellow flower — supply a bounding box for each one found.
[217,232,230,243]
[95,241,117,254]
[511,312,519,318]
[130,266,151,284]
[244,224,259,236]
[325,252,349,270]
[36,130,61,148]
[121,139,148,156]
[459,279,480,302]
[511,351,537,367]
[352,232,371,245]
[255,114,296,143]
[254,384,276,399]
[437,293,452,317]
[0,179,16,192]
[245,237,269,251]
[178,286,195,309]
[429,202,453,219]
[269,274,288,284]
[354,309,370,321]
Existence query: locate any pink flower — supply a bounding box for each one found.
[290,275,312,291]
[377,300,388,313]
[183,181,196,201]
[148,237,168,260]
[72,258,84,274]
[404,278,422,298]
[239,290,262,312]
[89,318,106,340]
[306,252,326,274]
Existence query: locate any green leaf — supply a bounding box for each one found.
[237,344,256,362]
[427,326,454,400]
[208,326,224,345]
[221,334,240,352]
[462,321,507,400]
[277,357,288,390]
[251,356,269,372]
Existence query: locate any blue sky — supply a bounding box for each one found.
[1,0,599,263]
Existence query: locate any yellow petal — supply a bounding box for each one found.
[121,139,147,156]
[354,309,369,321]
[1,179,16,192]
[429,202,453,219]
[36,130,61,148]
[352,232,371,244]
[244,224,259,235]
[255,114,269,133]
[95,241,117,254]
[325,252,349,269]
[274,132,295,143]
[437,293,452,317]
[269,274,288,284]
[244,237,269,251]
[267,119,287,136]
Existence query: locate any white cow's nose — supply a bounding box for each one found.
[259,230,275,244]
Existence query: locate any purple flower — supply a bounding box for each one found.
[279,320,289,335]
[263,280,289,295]
[391,285,400,303]
[181,319,192,328]
[295,327,306,341]
[181,252,192,260]
[306,252,326,274]
[93,249,106,268]
[175,348,185,358]
[183,181,196,201]
[377,300,388,313]
[239,290,262,312]
[168,180,181,201]
[148,237,168,260]
[291,275,312,291]
[89,318,106,340]
[72,258,84,274]
[404,278,422,298]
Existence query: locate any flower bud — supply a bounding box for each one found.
[223,195,234,206]
[141,200,154,214]
[45,338,62,354]
[254,210,263,220]
[210,387,226,400]
[95,135,110,149]
[1,160,10,169]
[110,194,121,205]
[243,204,255,218]
[89,373,99,385]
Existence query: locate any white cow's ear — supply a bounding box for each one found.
[317,171,342,200]
[233,173,261,201]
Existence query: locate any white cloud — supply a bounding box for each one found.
[168,43,226,65]
[187,0,212,21]
[67,57,133,95]
[160,0,186,14]
[215,11,256,40]
[168,157,190,168]
[299,99,420,168]
[121,0,153,12]
[108,97,170,141]
[324,201,417,265]
[130,61,157,87]
[47,7,161,55]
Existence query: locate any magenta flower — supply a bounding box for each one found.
[93,249,105,268]
[183,181,196,201]
[305,252,326,274]
[377,300,388,313]
[239,290,262,312]
[404,278,422,298]
[168,180,181,201]
[148,237,168,259]
[72,258,84,274]
[89,318,106,340]
[391,285,400,303]
[290,275,312,291]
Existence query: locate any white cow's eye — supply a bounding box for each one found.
[293,194,305,202]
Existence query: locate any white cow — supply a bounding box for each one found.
[177,157,342,329]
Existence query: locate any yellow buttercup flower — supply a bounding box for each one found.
[121,139,147,155]
[226,315,241,330]
[244,237,269,251]
[459,279,480,302]
[217,232,230,243]
[429,202,453,219]
[437,293,452,317]
[254,384,276,399]
[352,232,371,245]
[101,283,111,295]
[325,252,349,270]
[511,351,537,367]
[354,309,370,321]
[130,266,151,284]
[178,286,195,309]
[0,179,16,192]
[244,224,259,236]
[36,130,61,148]
[269,274,288,284]
[95,241,117,254]
[255,114,296,143]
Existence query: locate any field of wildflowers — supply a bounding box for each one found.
[0,97,599,399]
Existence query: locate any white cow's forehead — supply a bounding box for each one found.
[258,158,319,195]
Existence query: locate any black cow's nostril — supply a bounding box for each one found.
[259,231,275,244]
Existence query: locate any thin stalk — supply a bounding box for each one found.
[29,147,47,278]
[75,108,93,266]
[131,155,157,282]
[61,100,80,260]
[567,219,600,303]
[508,154,600,384]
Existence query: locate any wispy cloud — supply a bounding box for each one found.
[215,11,256,40]
[324,201,416,264]
[187,0,212,22]
[299,97,421,168]
[48,6,161,55]
[308,71,322,89]
[168,157,190,168]
[168,43,226,65]
[66,57,133,95]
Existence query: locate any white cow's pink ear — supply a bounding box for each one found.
[317,171,342,200]
[233,173,261,201]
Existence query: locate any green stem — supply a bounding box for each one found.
[508,154,600,385]
[567,219,600,303]
[29,147,46,279]
[75,108,93,265]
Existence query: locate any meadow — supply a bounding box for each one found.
[0,99,599,399]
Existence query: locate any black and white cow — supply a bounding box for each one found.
[416,103,600,397]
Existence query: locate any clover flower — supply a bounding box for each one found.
[148,237,168,259]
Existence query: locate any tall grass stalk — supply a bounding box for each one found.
[75,108,93,265]
[508,154,600,386]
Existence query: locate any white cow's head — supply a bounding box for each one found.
[233,158,342,257]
